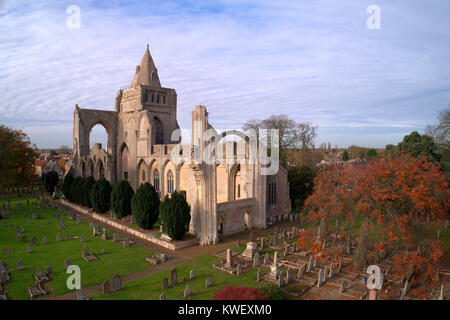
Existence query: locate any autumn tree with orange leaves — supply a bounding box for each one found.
[0,125,39,190]
[301,153,448,278]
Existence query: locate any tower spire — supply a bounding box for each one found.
[131,45,161,87]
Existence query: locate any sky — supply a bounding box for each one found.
[0,0,449,149]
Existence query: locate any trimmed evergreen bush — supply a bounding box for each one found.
[131,182,160,229]
[159,191,191,240]
[70,177,83,204]
[111,180,134,218]
[90,178,112,213]
[62,173,74,201]
[42,171,59,194]
[81,176,96,208]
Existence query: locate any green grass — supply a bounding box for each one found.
[90,255,268,300]
[0,196,155,300]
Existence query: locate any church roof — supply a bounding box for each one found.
[131,45,161,87]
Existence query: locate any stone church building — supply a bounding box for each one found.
[70,46,291,245]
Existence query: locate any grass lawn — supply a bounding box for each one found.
[0,196,155,300]
[90,254,269,300]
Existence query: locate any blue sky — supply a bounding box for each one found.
[0,0,449,149]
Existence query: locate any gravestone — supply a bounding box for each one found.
[286,268,293,284]
[329,264,334,278]
[17,261,24,271]
[162,277,169,289]
[297,265,304,280]
[184,285,191,298]
[260,237,266,248]
[65,259,72,269]
[56,233,62,242]
[101,248,106,254]
[27,218,31,224]
[205,277,212,288]
[16,231,21,238]
[160,294,166,300]
[263,253,270,265]
[26,245,32,253]
[76,215,81,224]
[256,269,262,282]
[46,266,53,275]
[103,281,110,294]
[323,266,329,281]
[253,252,260,268]
[273,227,278,246]
[283,245,289,256]
[277,271,284,288]
[317,268,324,287]
[225,248,232,269]
[31,237,37,246]
[340,280,347,294]
[189,269,195,280]
[236,239,240,247]
[273,251,278,266]
[80,235,85,242]
[236,263,242,276]
[124,238,130,248]
[112,275,122,291]
[242,242,257,259]
[65,233,70,240]
[170,269,177,286]
[307,257,313,271]
[113,233,119,242]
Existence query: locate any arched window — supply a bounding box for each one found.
[154,117,163,144]
[141,170,146,182]
[167,170,174,194]
[267,180,277,205]
[153,169,160,191]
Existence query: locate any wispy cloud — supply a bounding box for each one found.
[0,0,449,148]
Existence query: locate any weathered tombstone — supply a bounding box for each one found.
[27,218,32,224]
[162,277,169,289]
[113,233,118,242]
[323,266,329,281]
[260,237,266,248]
[242,241,257,259]
[273,251,278,266]
[101,248,106,254]
[253,252,260,268]
[16,231,21,238]
[340,280,347,294]
[329,264,334,278]
[160,293,166,300]
[56,233,62,242]
[103,281,110,294]
[31,237,37,246]
[273,226,278,246]
[112,275,122,291]
[80,235,85,242]
[438,284,444,300]
[317,268,324,287]
[184,285,191,298]
[170,268,177,286]
[236,239,240,247]
[283,245,289,256]
[225,248,232,269]
[256,269,262,282]
[205,277,212,288]
[286,268,292,284]
[124,238,130,248]
[83,245,90,257]
[65,233,70,240]
[65,259,72,269]
[76,215,81,224]
[17,261,24,271]
[26,244,32,253]
[263,252,270,265]
[189,269,195,280]
[277,271,284,288]
[236,263,242,276]
[297,265,304,280]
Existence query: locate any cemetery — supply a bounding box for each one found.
[0,193,156,300]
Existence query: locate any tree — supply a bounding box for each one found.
[425,106,450,175]
[212,286,267,300]
[111,180,135,219]
[0,125,38,190]
[81,177,95,208]
[42,171,59,194]
[261,285,290,300]
[243,115,318,167]
[366,148,377,159]
[160,191,191,240]
[70,176,84,204]
[397,131,440,163]
[288,164,314,210]
[62,173,74,201]
[131,182,160,229]
[342,150,349,161]
[90,178,112,213]
[303,154,448,270]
